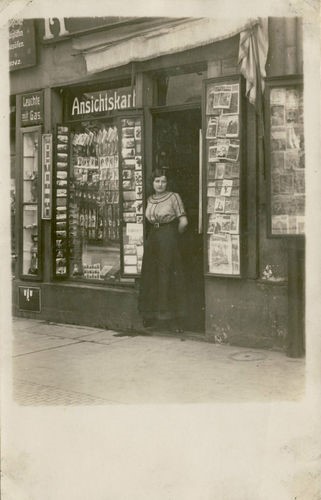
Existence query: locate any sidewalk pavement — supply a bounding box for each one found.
[11,317,305,405]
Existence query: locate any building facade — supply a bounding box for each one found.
[10,17,305,354]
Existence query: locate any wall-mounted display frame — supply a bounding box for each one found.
[265,75,305,238]
[202,75,244,277]
[53,124,70,277]
[19,125,42,280]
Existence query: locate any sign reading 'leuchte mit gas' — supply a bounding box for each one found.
[68,87,136,120]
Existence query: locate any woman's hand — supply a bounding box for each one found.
[178,215,188,234]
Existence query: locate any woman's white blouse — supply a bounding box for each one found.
[145,192,186,224]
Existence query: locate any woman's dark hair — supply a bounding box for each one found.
[151,167,169,182]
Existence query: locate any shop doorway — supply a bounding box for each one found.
[153,108,205,332]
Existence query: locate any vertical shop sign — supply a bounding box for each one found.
[41,134,53,219]
[9,19,36,71]
[21,91,44,126]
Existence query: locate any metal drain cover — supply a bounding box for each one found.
[230,351,267,362]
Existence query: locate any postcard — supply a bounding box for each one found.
[208,146,218,162]
[271,105,285,127]
[208,233,232,274]
[271,151,285,172]
[135,201,144,214]
[218,91,232,109]
[223,91,239,115]
[123,213,137,223]
[135,171,143,185]
[226,143,239,162]
[231,235,240,274]
[270,87,286,105]
[220,179,233,197]
[271,127,287,151]
[135,156,142,170]
[217,115,229,137]
[286,125,301,149]
[279,173,294,194]
[135,141,142,155]
[224,196,239,213]
[216,139,230,158]
[214,196,226,212]
[122,148,135,159]
[206,117,218,139]
[122,138,135,149]
[220,214,231,233]
[226,115,239,137]
[122,169,134,180]
[207,197,216,213]
[123,191,136,201]
[285,149,300,170]
[272,214,289,235]
[135,186,143,199]
[294,171,305,194]
[230,214,239,234]
[224,162,240,178]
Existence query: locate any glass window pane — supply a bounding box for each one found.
[22,204,38,275]
[23,132,38,203]
[157,71,204,106]
[69,121,120,282]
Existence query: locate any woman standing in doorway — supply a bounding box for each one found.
[138,168,188,333]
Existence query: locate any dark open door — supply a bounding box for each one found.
[153,108,205,332]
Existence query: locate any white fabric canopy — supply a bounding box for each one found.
[82,17,260,74]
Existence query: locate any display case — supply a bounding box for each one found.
[20,126,42,278]
[54,113,144,283]
[202,76,244,276]
[265,76,305,237]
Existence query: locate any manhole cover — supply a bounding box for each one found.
[230,351,267,362]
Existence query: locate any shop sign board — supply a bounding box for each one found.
[67,87,136,120]
[9,19,36,71]
[21,91,44,125]
[41,134,53,219]
[39,17,134,42]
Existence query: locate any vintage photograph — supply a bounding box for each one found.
[3,7,320,500]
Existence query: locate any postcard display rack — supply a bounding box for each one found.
[53,125,70,277]
[265,77,305,237]
[203,77,242,276]
[52,117,144,280]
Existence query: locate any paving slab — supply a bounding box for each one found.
[12,330,81,357]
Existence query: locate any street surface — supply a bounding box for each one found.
[12,317,305,404]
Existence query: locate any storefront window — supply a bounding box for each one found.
[69,120,121,282]
[22,131,39,276]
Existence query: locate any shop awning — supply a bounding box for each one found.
[81,17,261,74]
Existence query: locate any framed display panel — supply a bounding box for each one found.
[202,76,244,277]
[119,114,145,277]
[58,112,144,283]
[265,76,305,237]
[19,126,42,279]
[52,124,70,277]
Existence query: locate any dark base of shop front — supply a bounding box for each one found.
[12,277,302,355]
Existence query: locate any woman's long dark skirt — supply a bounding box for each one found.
[138,221,186,321]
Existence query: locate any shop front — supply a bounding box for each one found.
[10,17,305,354]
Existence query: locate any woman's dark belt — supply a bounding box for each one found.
[150,220,176,228]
